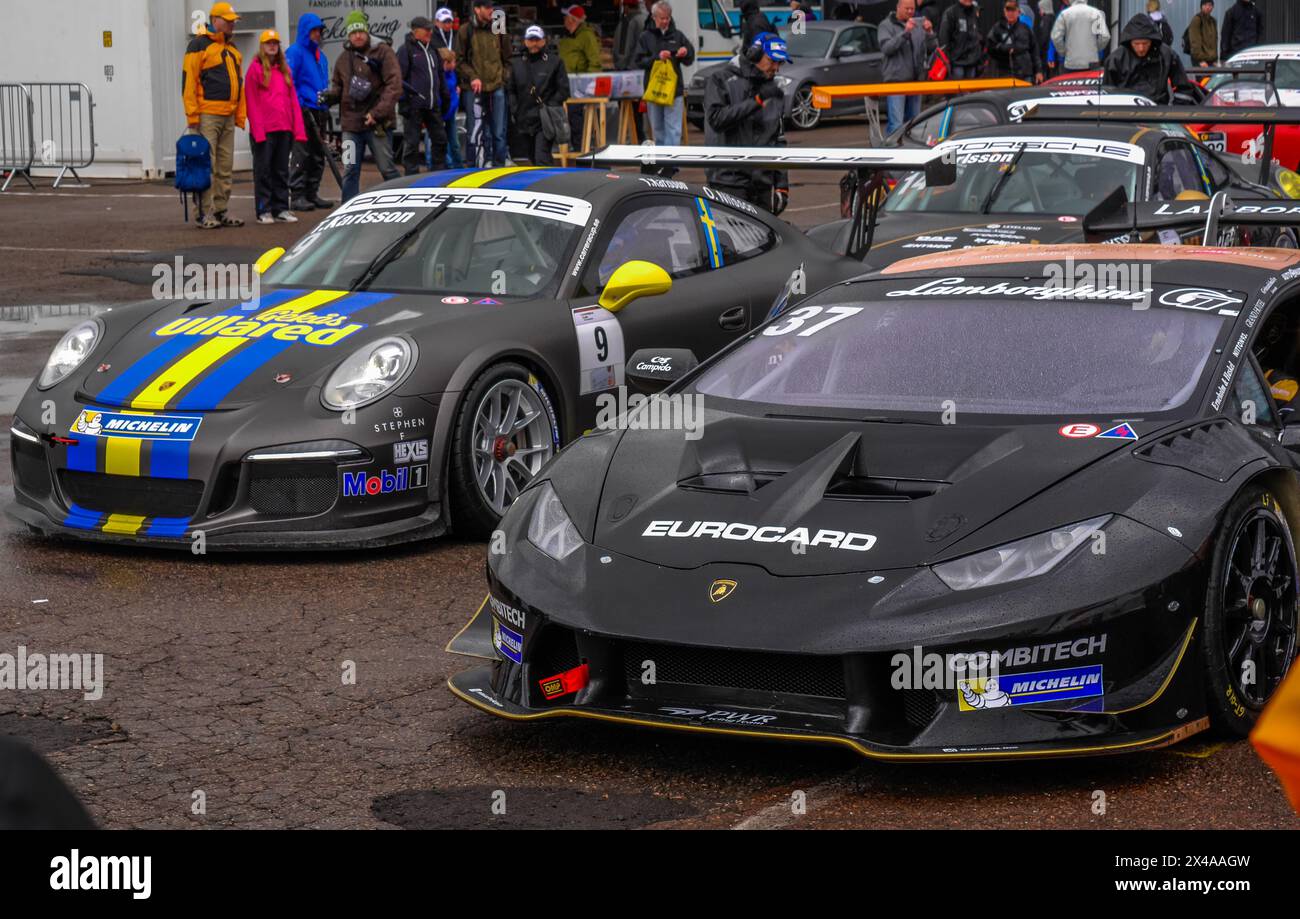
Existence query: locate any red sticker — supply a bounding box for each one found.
[538,663,590,700]
[441,295,469,305]
[1059,423,1100,438]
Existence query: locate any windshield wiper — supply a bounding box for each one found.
[981,143,1028,215]
[349,201,450,292]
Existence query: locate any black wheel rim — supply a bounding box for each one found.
[1221,508,1299,707]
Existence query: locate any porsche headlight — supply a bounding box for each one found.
[774,75,793,89]
[1277,168,1300,200]
[932,516,1110,591]
[321,337,415,410]
[527,481,584,560]
[38,319,100,389]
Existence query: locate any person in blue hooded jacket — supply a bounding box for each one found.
[285,11,333,211]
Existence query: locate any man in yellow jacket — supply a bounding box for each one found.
[183,2,248,228]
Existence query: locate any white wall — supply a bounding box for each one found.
[0,0,289,180]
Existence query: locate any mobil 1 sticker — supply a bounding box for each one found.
[572,304,624,395]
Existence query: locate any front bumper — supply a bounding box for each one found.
[7,390,450,551]
[448,511,1215,760]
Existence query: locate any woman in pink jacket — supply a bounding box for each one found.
[246,30,307,223]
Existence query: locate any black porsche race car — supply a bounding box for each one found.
[448,237,1300,760]
[9,161,910,550]
[812,113,1299,268]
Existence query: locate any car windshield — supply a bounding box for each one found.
[1207,80,1281,106]
[884,147,1140,217]
[782,26,834,58]
[693,296,1224,417]
[263,196,584,297]
[1211,59,1300,92]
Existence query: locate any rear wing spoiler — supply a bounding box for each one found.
[1083,188,1300,242]
[586,144,957,260]
[1023,103,1300,186]
[809,78,1030,110]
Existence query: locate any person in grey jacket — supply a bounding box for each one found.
[879,0,937,135]
[1051,0,1109,73]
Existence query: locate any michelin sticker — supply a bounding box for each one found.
[72,409,202,442]
[958,664,1104,711]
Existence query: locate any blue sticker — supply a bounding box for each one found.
[959,664,1103,711]
[493,620,523,664]
[1096,423,1138,441]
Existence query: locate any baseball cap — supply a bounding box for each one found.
[209,2,240,22]
[435,7,455,21]
[525,24,546,39]
[752,32,790,63]
[472,0,493,8]
[564,5,587,19]
[411,15,434,30]
[259,29,281,43]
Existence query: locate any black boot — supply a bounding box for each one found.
[309,195,335,208]
[291,197,316,212]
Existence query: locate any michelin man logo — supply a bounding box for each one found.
[958,677,1011,709]
[73,410,103,436]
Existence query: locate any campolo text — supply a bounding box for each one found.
[0,646,104,701]
[153,308,365,347]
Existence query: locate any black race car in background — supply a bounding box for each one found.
[812,114,1297,269]
[9,161,899,549]
[883,85,1157,148]
[449,237,1300,760]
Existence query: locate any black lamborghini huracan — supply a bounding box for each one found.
[449,241,1300,760]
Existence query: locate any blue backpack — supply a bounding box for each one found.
[174,132,211,221]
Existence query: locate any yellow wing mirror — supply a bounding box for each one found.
[253,246,286,275]
[598,260,672,313]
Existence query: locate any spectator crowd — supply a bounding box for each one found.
[180,0,1274,226]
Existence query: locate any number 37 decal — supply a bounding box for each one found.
[762,305,862,337]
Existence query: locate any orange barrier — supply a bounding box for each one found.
[811,78,1031,110]
[1252,665,1300,814]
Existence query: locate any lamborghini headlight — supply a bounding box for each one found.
[1277,168,1300,200]
[38,319,100,390]
[932,516,1110,591]
[527,481,584,561]
[321,336,415,410]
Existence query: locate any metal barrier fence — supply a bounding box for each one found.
[0,82,95,191]
[0,83,34,191]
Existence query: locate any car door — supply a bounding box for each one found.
[829,26,882,115]
[566,194,747,416]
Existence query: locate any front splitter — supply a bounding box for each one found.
[447,666,1210,763]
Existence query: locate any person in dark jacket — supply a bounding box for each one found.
[509,25,570,165]
[285,11,333,211]
[1103,13,1197,105]
[320,11,402,202]
[790,0,818,22]
[459,0,513,167]
[1221,0,1263,61]
[879,0,937,135]
[988,0,1043,82]
[614,0,648,70]
[433,8,462,168]
[704,32,790,213]
[636,2,695,146]
[396,17,450,175]
[939,0,985,78]
[739,0,776,49]
[1035,0,1058,76]
[1189,0,1220,67]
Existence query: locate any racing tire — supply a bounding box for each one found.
[449,362,559,540]
[1200,485,1300,737]
[789,84,822,131]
